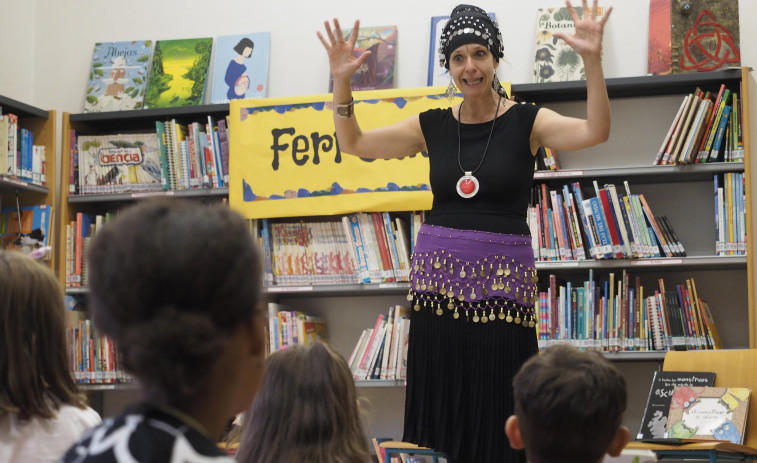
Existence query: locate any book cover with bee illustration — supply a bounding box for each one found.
[665,386,750,444]
[84,41,152,112]
[76,133,163,194]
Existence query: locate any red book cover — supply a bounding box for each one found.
[371,212,396,282]
[597,188,623,258]
[648,0,671,75]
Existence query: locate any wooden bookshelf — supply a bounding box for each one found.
[0,95,56,269]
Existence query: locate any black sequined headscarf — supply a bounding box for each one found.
[438,4,504,70]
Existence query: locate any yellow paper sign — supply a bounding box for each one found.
[229,86,459,218]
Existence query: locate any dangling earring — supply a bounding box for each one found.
[492,74,509,99]
[446,76,458,102]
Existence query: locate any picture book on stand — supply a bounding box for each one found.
[209,32,270,104]
[145,37,213,108]
[647,0,671,75]
[533,5,605,82]
[427,13,496,87]
[669,0,740,73]
[637,370,716,442]
[329,25,397,92]
[666,386,750,444]
[84,40,153,112]
[76,133,163,194]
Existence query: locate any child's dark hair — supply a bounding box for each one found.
[512,344,627,463]
[87,198,263,408]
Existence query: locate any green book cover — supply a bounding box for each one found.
[145,37,213,108]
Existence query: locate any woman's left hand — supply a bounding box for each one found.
[553,0,612,59]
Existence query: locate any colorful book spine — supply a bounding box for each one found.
[343,215,370,283]
[709,104,732,162]
[586,196,613,259]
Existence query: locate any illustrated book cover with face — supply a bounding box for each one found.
[533,6,604,83]
[144,37,213,108]
[426,12,497,87]
[328,25,397,92]
[84,41,152,112]
[665,386,750,444]
[76,133,163,195]
[637,370,716,442]
[210,32,271,104]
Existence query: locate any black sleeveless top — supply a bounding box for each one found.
[419,103,540,235]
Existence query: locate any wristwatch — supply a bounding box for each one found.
[335,99,354,118]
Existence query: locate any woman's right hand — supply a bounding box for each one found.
[317,19,371,84]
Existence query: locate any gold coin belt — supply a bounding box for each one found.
[407,249,538,328]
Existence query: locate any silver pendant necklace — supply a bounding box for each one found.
[455,93,502,199]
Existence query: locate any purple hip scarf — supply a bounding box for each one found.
[407,223,538,327]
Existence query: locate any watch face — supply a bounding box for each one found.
[337,106,352,117]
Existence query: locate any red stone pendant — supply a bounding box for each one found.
[456,171,479,198]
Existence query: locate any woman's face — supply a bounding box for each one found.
[243,46,253,58]
[448,43,497,97]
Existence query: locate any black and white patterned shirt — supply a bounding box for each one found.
[58,403,233,463]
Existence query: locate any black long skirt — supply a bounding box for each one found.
[402,305,539,463]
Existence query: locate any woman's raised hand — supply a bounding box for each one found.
[317,19,372,83]
[552,0,612,59]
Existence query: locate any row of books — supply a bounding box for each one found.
[69,115,229,195]
[64,212,109,287]
[1,109,47,185]
[266,303,327,353]
[256,212,421,287]
[155,117,229,190]
[348,305,411,381]
[529,181,684,262]
[534,146,561,171]
[65,295,133,384]
[654,83,744,165]
[715,172,746,256]
[537,273,722,352]
[0,204,54,256]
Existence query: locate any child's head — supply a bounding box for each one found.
[87,198,266,413]
[506,344,629,463]
[0,251,87,420]
[236,342,371,463]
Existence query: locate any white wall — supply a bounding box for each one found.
[0,1,35,102]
